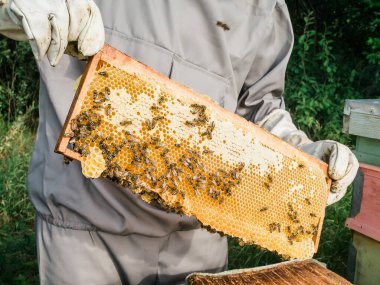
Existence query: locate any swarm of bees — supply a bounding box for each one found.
[65,76,246,212]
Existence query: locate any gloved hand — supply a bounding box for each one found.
[258,109,359,206]
[0,0,105,66]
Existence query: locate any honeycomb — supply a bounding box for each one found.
[57,45,329,260]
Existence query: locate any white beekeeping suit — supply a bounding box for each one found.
[0,0,358,284]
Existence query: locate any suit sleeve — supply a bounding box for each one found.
[235,2,294,123]
[0,1,28,41]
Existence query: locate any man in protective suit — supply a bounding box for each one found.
[0,1,358,284]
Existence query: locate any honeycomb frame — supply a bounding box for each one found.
[55,45,331,259]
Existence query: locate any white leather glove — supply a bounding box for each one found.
[258,109,359,206]
[0,0,105,66]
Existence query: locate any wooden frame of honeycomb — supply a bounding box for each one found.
[55,44,331,259]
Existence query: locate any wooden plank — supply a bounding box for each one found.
[186,260,352,285]
[354,136,380,166]
[346,163,380,242]
[54,50,102,161]
[348,111,380,140]
[353,232,380,285]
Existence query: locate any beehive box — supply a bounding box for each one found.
[55,45,330,259]
[349,232,380,285]
[186,259,352,285]
[346,163,380,242]
[343,99,380,166]
[343,99,380,284]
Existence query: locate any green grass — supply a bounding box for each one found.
[0,116,353,283]
[0,115,38,285]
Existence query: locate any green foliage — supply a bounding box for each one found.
[287,0,380,102]
[285,11,361,145]
[0,37,39,124]
[364,0,380,67]
[0,114,38,284]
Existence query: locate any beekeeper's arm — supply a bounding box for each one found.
[0,0,104,66]
[235,1,359,206]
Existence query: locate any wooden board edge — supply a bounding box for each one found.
[54,44,332,254]
[314,177,331,253]
[54,46,106,161]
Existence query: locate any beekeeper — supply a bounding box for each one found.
[0,0,359,284]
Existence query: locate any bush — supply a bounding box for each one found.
[0,38,39,125]
[285,11,360,145]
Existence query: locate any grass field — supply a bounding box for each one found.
[0,116,38,284]
[0,115,353,284]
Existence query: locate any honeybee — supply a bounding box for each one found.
[146,119,156,130]
[185,121,195,127]
[260,207,268,212]
[63,156,72,165]
[151,105,162,110]
[310,213,317,217]
[171,167,178,177]
[201,130,210,138]
[150,136,160,144]
[120,120,132,126]
[101,92,110,101]
[174,143,181,148]
[104,86,111,95]
[98,71,108,77]
[161,148,169,157]
[105,104,112,116]
[287,202,294,212]
[209,121,215,132]
[298,162,305,168]
[71,120,78,131]
[305,198,312,205]
[64,132,74,138]
[91,134,100,142]
[158,96,165,104]
[172,178,178,187]
[237,162,245,171]
[93,98,105,103]
[216,21,230,31]
[153,116,164,124]
[194,116,208,124]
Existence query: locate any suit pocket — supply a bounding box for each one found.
[170,55,229,107]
